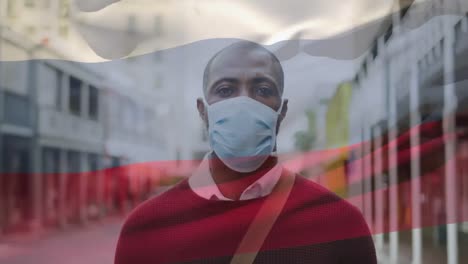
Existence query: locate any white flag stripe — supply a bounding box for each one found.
[1,0,396,62]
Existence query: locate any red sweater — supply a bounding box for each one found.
[115,175,376,264]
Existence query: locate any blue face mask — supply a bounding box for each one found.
[206,96,281,173]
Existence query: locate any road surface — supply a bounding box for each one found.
[0,217,123,264]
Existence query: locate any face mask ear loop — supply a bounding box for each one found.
[273,99,285,154]
[202,98,210,131]
[277,99,285,115]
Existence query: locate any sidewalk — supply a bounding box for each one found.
[0,216,124,264]
[376,230,468,264]
[377,243,444,264]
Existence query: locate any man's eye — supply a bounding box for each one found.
[256,86,273,97]
[216,86,234,97]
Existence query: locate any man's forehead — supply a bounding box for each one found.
[211,53,275,75]
[212,47,274,67]
[207,47,280,83]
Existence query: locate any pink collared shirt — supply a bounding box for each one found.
[188,152,284,201]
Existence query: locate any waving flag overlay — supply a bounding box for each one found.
[2,0,468,263]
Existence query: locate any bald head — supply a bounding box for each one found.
[203,41,284,98]
[196,40,289,137]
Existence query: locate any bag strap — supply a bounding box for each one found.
[230,169,295,264]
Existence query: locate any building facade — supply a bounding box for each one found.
[348,1,468,263]
[0,0,177,234]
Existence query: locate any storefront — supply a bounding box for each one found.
[0,134,32,233]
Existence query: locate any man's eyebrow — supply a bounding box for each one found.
[251,76,277,85]
[208,78,238,92]
[251,76,279,92]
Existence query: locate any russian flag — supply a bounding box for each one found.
[1,0,468,248]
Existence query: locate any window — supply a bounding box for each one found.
[69,76,82,115]
[384,24,393,43]
[111,157,121,168]
[455,20,463,44]
[42,147,60,173]
[67,151,81,173]
[88,153,99,171]
[43,64,63,110]
[3,91,30,127]
[361,60,367,78]
[89,85,99,120]
[371,41,378,60]
[1,135,30,173]
[55,70,62,110]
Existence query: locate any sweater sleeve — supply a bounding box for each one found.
[114,215,139,264]
[337,206,377,264]
[114,228,128,264]
[113,197,159,264]
[338,235,377,264]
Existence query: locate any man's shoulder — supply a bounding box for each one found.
[292,174,342,201]
[291,174,366,221]
[289,174,372,242]
[120,179,191,231]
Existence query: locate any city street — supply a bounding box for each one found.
[0,217,123,264]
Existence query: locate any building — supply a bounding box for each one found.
[0,27,38,233]
[322,82,353,198]
[0,0,174,234]
[348,1,468,263]
[0,25,110,231]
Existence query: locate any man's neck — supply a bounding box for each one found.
[208,154,278,200]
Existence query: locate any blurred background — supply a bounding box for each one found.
[1,0,468,263]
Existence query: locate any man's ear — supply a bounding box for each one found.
[279,99,288,124]
[276,99,288,134]
[197,98,208,127]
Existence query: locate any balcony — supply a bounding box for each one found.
[38,107,104,150]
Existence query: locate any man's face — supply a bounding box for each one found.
[197,47,288,130]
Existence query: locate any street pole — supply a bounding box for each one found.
[0,5,4,233]
[443,15,458,264]
[373,124,384,253]
[385,36,399,264]
[410,60,422,264]
[373,37,387,257]
[388,2,401,263]
[363,117,373,230]
[27,44,43,232]
[387,66,399,264]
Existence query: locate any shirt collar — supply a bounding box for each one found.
[188,152,283,201]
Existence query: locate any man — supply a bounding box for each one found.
[115,41,377,264]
